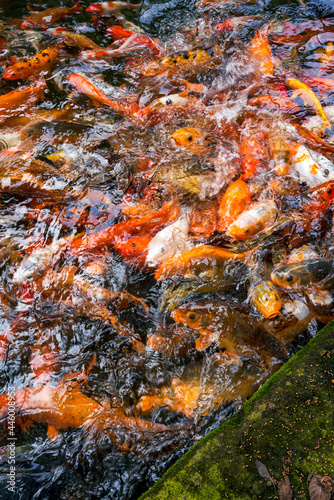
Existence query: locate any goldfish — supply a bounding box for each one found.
[248,279,282,319]
[86,1,140,15]
[0,80,46,123]
[146,213,192,267]
[218,178,251,232]
[3,47,59,80]
[66,73,147,123]
[52,29,102,50]
[227,200,277,241]
[21,1,82,29]
[142,46,219,77]
[271,258,334,290]
[169,127,204,151]
[154,244,247,280]
[286,78,331,134]
[249,26,274,76]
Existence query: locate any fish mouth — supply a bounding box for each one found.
[264,311,281,319]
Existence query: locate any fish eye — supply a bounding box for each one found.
[166,98,172,105]
[131,242,136,248]
[286,275,293,282]
[244,228,249,233]
[324,169,329,176]
[187,135,193,141]
[188,312,197,321]
[327,187,332,194]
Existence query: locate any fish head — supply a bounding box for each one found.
[270,264,304,288]
[249,281,281,319]
[171,303,213,332]
[169,127,202,148]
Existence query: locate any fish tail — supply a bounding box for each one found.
[71,1,82,12]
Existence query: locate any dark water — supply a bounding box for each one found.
[1,0,334,499]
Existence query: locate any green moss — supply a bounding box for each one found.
[141,321,334,500]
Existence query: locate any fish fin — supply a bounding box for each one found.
[178,90,189,97]
[47,424,60,441]
[72,1,82,13]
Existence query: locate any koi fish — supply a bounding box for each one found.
[52,29,102,50]
[148,91,201,109]
[13,234,76,284]
[69,199,180,256]
[0,80,46,123]
[248,280,282,319]
[171,299,285,361]
[21,1,82,29]
[169,127,204,151]
[80,34,156,60]
[66,73,148,123]
[146,214,192,267]
[106,26,163,55]
[154,244,247,280]
[3,47,59,80]
[271,258,334,290]
[0,375,168,446]
[240,135,269,179]
[188,203,218,237]
[218,178,251,232]
[114,235,151,268]
[286,245,319,264]
[86,1,140,15]
[268,136,291,175]
[303,180,334,215]
[289,142,334,187]
[227,200,277,241]
[286,78,331,134]
[214,16,260,32]
[249,26,274,76]
[248,95,300,114]
[142,45,219,77]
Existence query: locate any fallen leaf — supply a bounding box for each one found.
[309,474,333,500]
[255,460,277,493]
[278,475,293,500]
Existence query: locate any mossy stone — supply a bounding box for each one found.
[141,321,334,499]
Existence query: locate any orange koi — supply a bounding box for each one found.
[249,26,274,76]
[114,235,151,268]
[52,28,101,50]
[188,203,218,237]
[86,1,140,14]
[66,73,147,123]
[248,280,282,319]
[0,375,168,445]
[248,95,300,114]
[227,200,277,241]
[154,244,246,281]
[69,199,180,256]
[217,178,251,232]
[169,127,204,151]
[214,16,260,32]
[80,34,158,60]
[0,80,46,123]
[21,1,82,29]
[240,135,269,179]
[3,47,59,80]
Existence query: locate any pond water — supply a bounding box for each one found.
[1,0,334,498]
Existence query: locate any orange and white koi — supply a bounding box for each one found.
[0,80,46,123]
[21,1,82,29]
[227,200,277,241]
[286,77,331,134]
[217,178,251,232]
[248,95,300,114]
[3,47,59,80]
[106,26,163,55]
[214,16,260,32]
[80,33,155,60]
[86,1,140,15]
[289,142,334,187]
